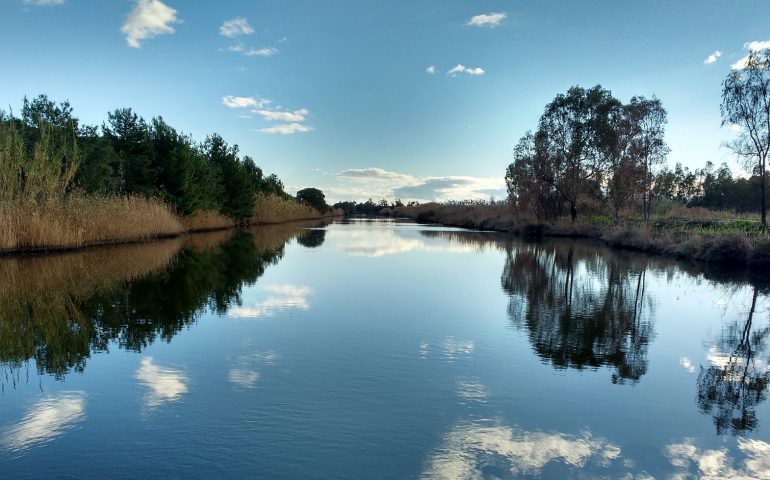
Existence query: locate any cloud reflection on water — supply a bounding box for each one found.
[422,421,622,479]
[228,284,312,319]
[3,391,86,451]
[135,357,188,408]
[228,351,279,389]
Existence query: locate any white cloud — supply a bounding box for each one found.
[121,0,179,49]
[256,108,309,122]
[326,167,506,203]
[466,12,507,28]
[447,64,485,76]
[426,65,437,74]
[3,392,86,451]
[245,47,278,57]
[228,284,312,318]
[704,50,722,64]
[23,0,64,5]
[219,17,253,38]
[135,357,188,408]
[278,36,289,43]
[259,123,313,135]
[335,167,417,184]
[222,95,269,109]
[393,175,506,202]
[225,44,278,57]
[732,39,770,69]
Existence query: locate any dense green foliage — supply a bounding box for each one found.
[296,187,329,213]
[3,95,293,220]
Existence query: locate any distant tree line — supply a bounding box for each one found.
[332,198,415,216]
[2,95,292,220]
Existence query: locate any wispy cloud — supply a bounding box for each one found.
[222,95,269,109]
[259,123,313,134]
[23,0,64,5]
[245,46,278,57]
[447,64,485,76]
[426,65,437,74]
[704,50,722,64]
[328,167,505,202]
[466,12,507,28]
[336,167,417,184]
[224,44,279,58]
[732,40,770,69]
[121,0,179,48]
[256,108,309,122]
[219,17,253,38]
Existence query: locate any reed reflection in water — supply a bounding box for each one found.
[0,221,325,386]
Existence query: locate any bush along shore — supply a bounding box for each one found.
[387,201,770,270]
[0,95,339,255]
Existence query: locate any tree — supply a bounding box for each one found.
[536,85,622,222]
[104,108,157,196]
[616,96,668,224]
[721,48,770,227]
[296,187,329,213]
[204,134,254,220]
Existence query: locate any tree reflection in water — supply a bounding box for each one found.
[0,223,320,385]
[501,241,655,384]
[697,285,770,435]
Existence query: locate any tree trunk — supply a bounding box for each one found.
[762,160,767,228]
[570,201,577,223]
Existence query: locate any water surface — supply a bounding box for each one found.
[1,219,769,479]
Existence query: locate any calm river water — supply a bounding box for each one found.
[1,219,769,479]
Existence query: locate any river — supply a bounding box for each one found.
[1,219,769,479]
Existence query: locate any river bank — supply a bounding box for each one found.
[389,202,770,269]
[0,193,341,256]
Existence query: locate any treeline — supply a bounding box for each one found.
[332,198,417,216]
[1,95,289,220]
[655,161,768,212]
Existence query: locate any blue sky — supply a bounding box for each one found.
[1,0,769,202]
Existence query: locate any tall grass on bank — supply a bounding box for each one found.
[183,209,236,232]
[250,193,332,224]
[0,194,184,253]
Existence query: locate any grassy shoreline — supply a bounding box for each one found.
[390,203,770,269]
[0,193,341,257]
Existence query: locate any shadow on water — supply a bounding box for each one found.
[0,221,326,388]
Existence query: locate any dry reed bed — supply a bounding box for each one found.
[249,193,338,224]
[0,193,340,255]
[183,210,236,232]
[0,195,184,254]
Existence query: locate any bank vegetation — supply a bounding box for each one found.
[0,95,339,254]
